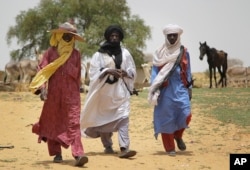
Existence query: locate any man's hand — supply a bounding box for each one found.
[40,88,47,101]
[120,70,129,78]
[106,69,122,78]
[99,69,128,79]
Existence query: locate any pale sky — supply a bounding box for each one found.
[1,0,249,72]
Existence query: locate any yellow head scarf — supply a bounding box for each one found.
[29,32,74,93]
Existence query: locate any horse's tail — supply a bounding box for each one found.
[222,52,228,87]
[224,52,228,71]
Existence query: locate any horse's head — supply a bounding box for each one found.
[199,41,207,60]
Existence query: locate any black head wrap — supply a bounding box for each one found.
[104,24,124,41]
[98,24,124,67]
[98,25,124,84]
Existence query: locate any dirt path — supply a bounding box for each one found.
[0,92,249,170]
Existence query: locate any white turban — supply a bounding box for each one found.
[163,24,183,35]
[153,23,183,66]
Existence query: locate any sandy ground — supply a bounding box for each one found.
[0,91,249,170]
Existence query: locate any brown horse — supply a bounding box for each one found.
[199,41,228,88]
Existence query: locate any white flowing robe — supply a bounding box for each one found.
[80,48,136,135]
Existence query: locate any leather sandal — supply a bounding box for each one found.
[119,150,136,158]
[53,155,63,163]
[175,138,186,151]
[74,156,88,167]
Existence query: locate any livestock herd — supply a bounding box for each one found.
[1,52,89,92]
[1,52,250,90]
[3,50,43,85]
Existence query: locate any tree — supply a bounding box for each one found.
[6,0,151,67]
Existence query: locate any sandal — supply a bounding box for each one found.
[75,156,88,167]
[104,146,116,154]
[175,138,186,151]
[53,155,63,163]
[166,150,176,156]
[119,150,136,158]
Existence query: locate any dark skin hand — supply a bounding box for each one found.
[99,69,129,80]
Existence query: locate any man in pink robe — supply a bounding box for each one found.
[31,21,88,167]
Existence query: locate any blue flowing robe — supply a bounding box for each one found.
[151,52,192,138]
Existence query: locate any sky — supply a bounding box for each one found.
[1,0,249,72]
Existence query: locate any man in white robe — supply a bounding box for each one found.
[80,25,137,158]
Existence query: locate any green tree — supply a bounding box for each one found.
[6,0,151,67]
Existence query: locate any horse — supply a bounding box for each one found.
[3,61,21,84]
[199,41,228,88]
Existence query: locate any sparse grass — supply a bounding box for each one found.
[192,87,250,130]
[1,87,249,131]
[133,87,250,131]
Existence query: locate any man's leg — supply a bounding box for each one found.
[161,133,175,152]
